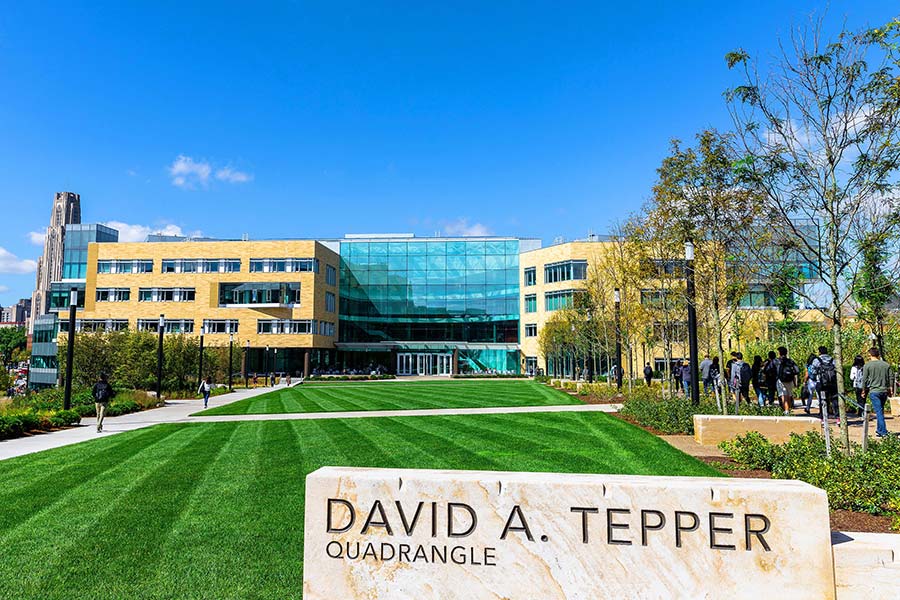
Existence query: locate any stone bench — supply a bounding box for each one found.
[833,531,900,598]
[693,414,820,446]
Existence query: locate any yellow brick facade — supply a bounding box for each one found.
[79,239,340,350]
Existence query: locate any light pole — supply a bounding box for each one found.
[586,309,594,383]
[156,314,165,402]
[264,345,269,386]
[63,287,78,410]
[229,333,234,391]
[685,240,700,406]
[198,333,205,388]
[244,340,250,387]
[614,288,622,390]
[274,348,278,384]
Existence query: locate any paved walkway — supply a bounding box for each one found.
[0,384,621,461]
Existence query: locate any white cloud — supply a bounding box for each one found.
[168,155,212,189]
[0,285,9,293]
[126,169,138,177]
[102,221,203,243]
[442,218,493,237]
[215,167,253,183]
[27,231,46,246]
[0,247,38,274]
[167,155,253,188]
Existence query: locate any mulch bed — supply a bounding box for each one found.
[609,412,669,436]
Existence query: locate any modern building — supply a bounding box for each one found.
[335,234,538,375]
[31,192,82,327]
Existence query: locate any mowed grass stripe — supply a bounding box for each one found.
[0,412,719,599]
[196,380,581,416]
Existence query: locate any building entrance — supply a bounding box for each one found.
[397,353,452,376]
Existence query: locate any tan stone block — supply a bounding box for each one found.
[303,467,835,599]
[832,531,900,599]
[693,415,821,446]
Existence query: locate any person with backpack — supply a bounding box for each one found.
[762,351,779,407]
[198,376,213,409]
[700,355,713,395]
[91,373,115,433]
[643,363,653,387]
[751,355,765,406]
[811,346,839,422]
[730,352,751,410]
[774,346,798,415]
[850,355,865,416]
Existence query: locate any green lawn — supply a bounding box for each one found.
[195,379,582,416]
[0,412,719,599]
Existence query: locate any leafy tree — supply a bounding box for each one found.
[0,327,26,366]
[726,18,900,449]
[853,230,896,359]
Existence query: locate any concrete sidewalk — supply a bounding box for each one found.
[0,383,620,461]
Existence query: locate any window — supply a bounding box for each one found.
[249,258,319,273]
[326,264,337,286]
[524,267,536,287]
[95,288,131,302]
[524,294,537,313]
[257,319,314,334]
[319,321,335,336]
[202,319,240,334]
[646,259,685,278]
[653,321,688,342]
[524,323,537,337]
[97,259,153,274]
[161,259,240,273]
[640,289,668,307]
[219,283,301,306]
[739,285,780,308]
[76,319,129,332]
[544,260,588,284]
[137,319,194,334]
[137,288,196,302]
[545,289,576,311]
[325,292,336,312]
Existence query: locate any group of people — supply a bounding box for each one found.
[658,346,893,437]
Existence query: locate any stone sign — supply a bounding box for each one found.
[303,467,835,599]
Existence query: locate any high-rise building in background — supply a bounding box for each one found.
[0,298,31,327]
[30,192,81,329]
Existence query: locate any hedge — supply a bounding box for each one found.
[720,431,900,528]
[450,374,528,379]
[306,375,397,381]
[0,409,81,440]
[619,393,784,435]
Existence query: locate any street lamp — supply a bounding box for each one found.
[229,333,234,391]
[614,288,622,390]
[274,348,278,384]
[63,287,78,411]
[198,332,205,388]
[264,345,269,386]
[244,340,250,387]
[685,240,700,406]
[156,314,165,402]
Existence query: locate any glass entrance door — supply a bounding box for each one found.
[436,354,452,376]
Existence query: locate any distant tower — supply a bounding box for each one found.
[31,192,82,326]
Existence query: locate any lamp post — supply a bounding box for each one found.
[198,333,205,388]
[63,287,78,410]
[586,309,594,383]
[244,340,250,387]
[274,348,278,384]
[264,345,269,386]
[614,288,623,390]
[156,314,165,402]
[685,240,700,406]
[229,333,234,391]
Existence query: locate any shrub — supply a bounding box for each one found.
[306,374,397,382]
[620,393,783,435]
[721,431,900,521]
[450,374,528,379]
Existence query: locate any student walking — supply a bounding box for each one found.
[775,346,798,414]
[643,363,653,387]
[850,355,865,415]
[751,355,765,406]
[700,355,713,395]
[91,373,115,433]
[811,346,839,422]
[708,356,722,410]
[862,347,892,437]
[680,360,692,397]
[198,376,212,409]
[730,352,751,410]
[762,351,779,407]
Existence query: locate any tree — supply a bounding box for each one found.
[853,230,897,359]
[0,327,27,366]
[726,18,900,449]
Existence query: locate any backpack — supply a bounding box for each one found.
[778,358,798,382]
[739,362,751,388]
[816,356,838,393]
[763,359,778,381]
[94,381,112,402]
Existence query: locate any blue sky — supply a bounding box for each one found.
[0,1,896,306]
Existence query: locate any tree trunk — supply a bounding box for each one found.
[832,309,850,452]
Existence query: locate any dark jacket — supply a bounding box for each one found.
[92,380,115,403]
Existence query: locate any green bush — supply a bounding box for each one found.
[0,408,83,440]
[721,431,900,520]
[719,432,777,470]
[450,374,528,379]
[306,374,397,381]
[620,393,783,435]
